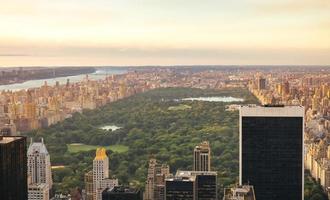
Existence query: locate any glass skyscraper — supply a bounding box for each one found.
[240,105,304,200]
[0,136,27,200]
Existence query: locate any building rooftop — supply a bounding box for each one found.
[223,185,256,200]
[0,136,24,144]
[165,170,217,182]
[27,138,49,155]
[240,105,304,117]
[94,147,107,160]
[103,186,139,194]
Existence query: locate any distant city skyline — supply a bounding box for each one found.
[0,0,329,66]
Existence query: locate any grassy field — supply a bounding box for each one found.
[67,144,129,153]
[168,104,192,111]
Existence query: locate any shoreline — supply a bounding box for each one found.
[0,67,96,86]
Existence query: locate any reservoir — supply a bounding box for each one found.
[181,96,244,102]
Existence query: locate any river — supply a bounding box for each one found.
[0,68,128,91]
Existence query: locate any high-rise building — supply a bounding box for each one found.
[28,183,49,200]
[144,158,170,200]
[165,171,217,200]
[194,171,217,200]
[28,138,53,186]
[93,148,118,200]
[240,105,304,200]
[283,81,290,96]
[27,138,53,200]
[165,175,194,200]
[194,141,211,171]
[0,136,27,200]
[102,186,142,200]
[93,148,109,200]
[257,77,266,90]
[84,171,94,200]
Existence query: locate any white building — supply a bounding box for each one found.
[28,184,49,200]
[27,138,52,200]
[93,148,118,200]
[223,185,256,200]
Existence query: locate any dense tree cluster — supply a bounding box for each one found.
[24,87,326,199]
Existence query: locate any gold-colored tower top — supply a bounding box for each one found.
[94,147,107,160]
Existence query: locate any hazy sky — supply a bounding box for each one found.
[0,0,329,66]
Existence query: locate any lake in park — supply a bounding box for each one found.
[181,96,244,102]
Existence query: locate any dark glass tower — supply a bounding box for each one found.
[0,136,27,200]
[165,171,217,200]
[240,106,304,200]
[165,178,194,200]
[195,173,217,200]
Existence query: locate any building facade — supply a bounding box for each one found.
[193,141,211,172]
[240,105,304,200]
[165,170,217,200]
[84,171,94,200]
[28,183,49,200]
[93,148,118,200]
[0,136,27,200]
[144,158,170,200]
[27,138,53,200]
[165,176,194,200]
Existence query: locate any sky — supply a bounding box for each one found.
[0,0,329,66]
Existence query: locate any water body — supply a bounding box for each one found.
[181,96,244,102]
[0,68,128,91]
[100,125,122,131]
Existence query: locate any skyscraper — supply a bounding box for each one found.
[165,170,217,200]
[194,141,211,171]
[165,174,194,200]
[0,136,27,200]
[144,158,170,200]
[240,105,304,200]
[257,77,266,91]
[194,171,217,200]
[28,183,49,200]
[84,171,94,200]
[28,138,53,186]
[93,148,118,200]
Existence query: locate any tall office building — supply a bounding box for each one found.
[240,105,304,200]
[102,186,142,200]
[28,138,53,186]
[194,141,211,171]
[144,158,170,200]
[257,77,266,90]
[93,148,118,200]
[84,171,94,200]
[28,183,49,200]
[0,136,27,200]
[194,171,217,200]
[165,170,217,200]
[165,174,194,200]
